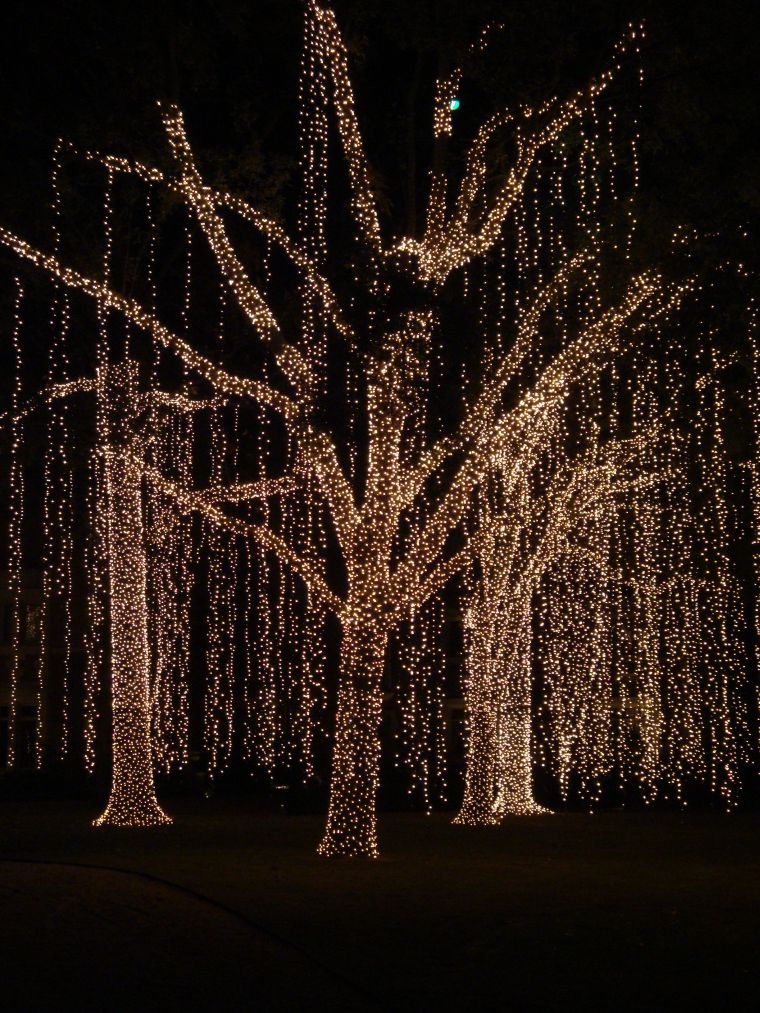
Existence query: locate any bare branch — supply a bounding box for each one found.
[310,2,383,254]
[0,226,298,420]
[140,458,344,615]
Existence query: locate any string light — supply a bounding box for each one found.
[6,280,25,768]
[93,361,171,827]
[0,7,668,854]
[0,4,750,856]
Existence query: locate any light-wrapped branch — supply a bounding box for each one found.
[409,25,643,283]
[140,458,344,615]
[309,2,383,254]
[0,225,298,420]
[399,272,662,596]
[0,376,95,428]
[76,145,355,343]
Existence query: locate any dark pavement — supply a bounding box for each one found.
[1,801,758,1011]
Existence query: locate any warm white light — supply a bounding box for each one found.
[0,3,749,856]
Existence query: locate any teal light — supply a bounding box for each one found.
[449,98,460,111]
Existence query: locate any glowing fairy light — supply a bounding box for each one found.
[0,2,750,857]
[0,25,665,855]
[93,361,171,828]
[6,280,25,769]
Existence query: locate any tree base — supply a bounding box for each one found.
[495,801,552,817]
[494,790,552,817]
[317,830,379,859]
[93,795,172,828]
[452,804,502,828]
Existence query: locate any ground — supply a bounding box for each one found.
[0,800,758,1011]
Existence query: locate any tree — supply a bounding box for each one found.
[93,360,172,826]
[0,2,680,856]
[457,311,751,824]
[456,435,663,824]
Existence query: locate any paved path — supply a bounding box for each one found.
[2,803,759,1010]
[0,860,372,1012]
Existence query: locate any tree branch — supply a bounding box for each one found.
[76,144,356,345]
[200,476,298,504]
[310,2,383,254]
[408,253,589,496]
[399,271,661,583]
[408,24,641,283]
[160,104,316,394]
[0,226,299,420]
[0,377,95,428]
[140,457,343,614]
[147,390,228,414]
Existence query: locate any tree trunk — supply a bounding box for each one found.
[456,636,502,826]
[318,622,385,857]
[492,696,548,817]
[94,362,170,828]
[454,651,501,826]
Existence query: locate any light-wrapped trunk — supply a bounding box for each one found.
[454,639,501,826]
[318,621,385,857]
[492,698,546,816]
[94,362,170,828]
[457,609,547,823]
[492,629,547,817]
[454,703,501,825]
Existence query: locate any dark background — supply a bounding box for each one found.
[0,0,757,249]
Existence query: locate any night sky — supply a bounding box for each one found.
[0,0,756,249]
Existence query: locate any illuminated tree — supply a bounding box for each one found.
[93,361,172,826]
[456,435,664,824]
[0,2,686,855]
[457,319,750,826]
